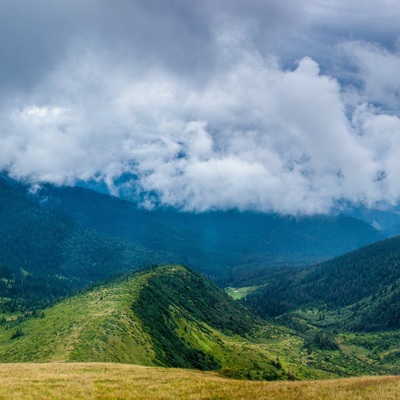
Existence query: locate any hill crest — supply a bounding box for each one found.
[0,265,296,380]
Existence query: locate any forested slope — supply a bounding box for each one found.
[37,183,382,283]
[0,177,175,311]
[248,235,400,330]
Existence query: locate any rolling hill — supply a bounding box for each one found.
[0,265,291,379]
[0,264,390,380]
[3,175,400,380]
[236,235,400,376]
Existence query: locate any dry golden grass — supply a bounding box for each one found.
[0,363,399,400]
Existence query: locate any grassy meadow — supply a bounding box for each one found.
[0,363,399,400]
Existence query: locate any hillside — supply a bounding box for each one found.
[3,176,400,379]
[248,235,400,330]
[1,264,395,379]
[0,175,384,291]
[0,265,296,380]
[0,177,176,311]
[346,205,400,237]
[37,183,383,283]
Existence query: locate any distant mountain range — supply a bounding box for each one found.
[37,182,382,283]
[0,175,386,309]
[345,206,400,237]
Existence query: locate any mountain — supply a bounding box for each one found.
[0,177,176,311]
[345,205,400,237]
[36,183,383,283]
[248,235,400,331]
[4,174,400,379]
[0,174,386,310]
[239,236,400,375]
[0,265,290,380]
[0,265,388,379]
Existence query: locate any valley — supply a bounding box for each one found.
[1,263,399,382]
[2,176,400,398]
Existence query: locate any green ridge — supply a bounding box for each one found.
[0,265,341,380]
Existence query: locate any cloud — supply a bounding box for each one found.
[0,0,303,90]
[305,0,400,44]
[1,1,400,214]
[339,41,400,109]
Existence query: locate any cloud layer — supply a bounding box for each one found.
[1,1,400,214]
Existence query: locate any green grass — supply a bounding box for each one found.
[0,266,307,379]
[225,286,258,300]
[0,272,156,364]
[2,264,400,381]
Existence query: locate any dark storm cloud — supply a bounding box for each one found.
[1,1,400,214]
[0,0,302,89]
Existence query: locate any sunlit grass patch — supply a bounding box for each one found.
[0,363,399,400]
[225,286,258,300]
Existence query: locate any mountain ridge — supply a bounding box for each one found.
[0,265,295,380]
[248,234,400,331]
[0,264,390,380]
[36,182,383,283]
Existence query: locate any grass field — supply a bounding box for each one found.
[225,286,258,300]
[0,363,399,400]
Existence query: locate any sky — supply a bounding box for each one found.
[1,0,400,214]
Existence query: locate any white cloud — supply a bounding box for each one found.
[1,1,400,214]
[1,38,400,214]
[340,41,400,108]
